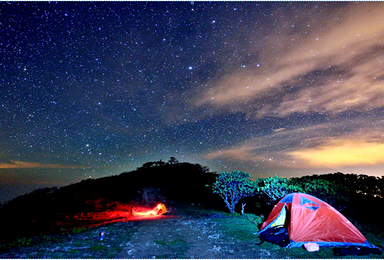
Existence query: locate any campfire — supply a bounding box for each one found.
[135,203,167,216]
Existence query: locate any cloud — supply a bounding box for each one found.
[0,161,85,169]
[203,116,384,170]
[192,3,384,118]
[273,128,286,133]
[288,139,384,167]
[203,126,307,166]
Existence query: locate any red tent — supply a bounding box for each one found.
[259,193,375,248]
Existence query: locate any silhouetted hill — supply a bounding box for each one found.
[0,158,223,243]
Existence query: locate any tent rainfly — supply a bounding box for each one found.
[259,193,378,248]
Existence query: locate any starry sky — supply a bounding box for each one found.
[1,1,384,202]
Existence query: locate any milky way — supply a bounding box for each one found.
[1,2,384,202]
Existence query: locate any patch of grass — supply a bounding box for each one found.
[170,237,188,258]
[364,231,384,248]
[89,243,108,252]
[67,249,82,254]
[71,227,88,234]
[0,236,34,251]
[244,213,264,226]
[105,245,123,258]
[213,213,260,243]
[154,236,188,257]
[155,254,172,258]
[169,238,186,246]
[155,239,167,246]
[178,205,223,217]
[155,237,187,246]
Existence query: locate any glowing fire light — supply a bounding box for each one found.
[135,203,167,216]
[55,203,171,232]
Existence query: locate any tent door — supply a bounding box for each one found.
[271,204,287,228]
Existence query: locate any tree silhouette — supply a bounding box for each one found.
[255,175,302,204]
[212,171,256,213]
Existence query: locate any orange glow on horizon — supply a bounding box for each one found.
[289,140,384,167]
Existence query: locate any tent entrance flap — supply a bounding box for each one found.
[271,205,287,227]
[259,204,288,234]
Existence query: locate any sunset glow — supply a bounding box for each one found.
[289,140,384,167]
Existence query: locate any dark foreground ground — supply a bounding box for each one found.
[0,207,382,259]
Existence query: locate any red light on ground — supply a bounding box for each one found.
[55,203,172,231]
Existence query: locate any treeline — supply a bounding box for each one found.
[293,172,383,199]
[254,172,383,207]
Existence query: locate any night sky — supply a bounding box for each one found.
[1,1,384,202]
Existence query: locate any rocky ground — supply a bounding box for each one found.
[0,209,278,258]
[116,214,275,258]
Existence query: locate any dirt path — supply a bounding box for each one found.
[0,211,278,258]
[118,214,275,258]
